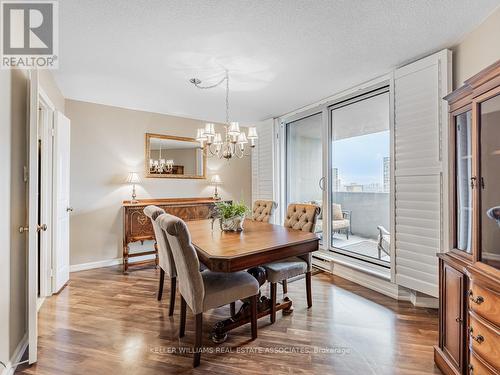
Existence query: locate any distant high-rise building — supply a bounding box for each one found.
[363,183,383,193]
[345,183,363,193]
[383,156,390,193]
[332,168,340,192]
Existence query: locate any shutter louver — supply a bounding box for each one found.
[394,50,451,297]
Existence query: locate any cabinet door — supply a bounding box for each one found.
[478,92,500,270]
[442,263,465,371]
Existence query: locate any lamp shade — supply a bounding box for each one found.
[237,132,248,144]
[247,126,258,139]
[210,175,222,185]
[196,128,207,142]
[204,123,215,136]
[228,121,240,136]
[126,172,141,184]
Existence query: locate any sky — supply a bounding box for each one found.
[332,130,389,186]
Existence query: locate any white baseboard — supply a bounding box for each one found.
[312,251,440,307]
[331,262,411,301]
[70,254,155,272]
[409,290,440,309]
[1,333,28,375]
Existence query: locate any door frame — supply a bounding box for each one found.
[37,87,56,302]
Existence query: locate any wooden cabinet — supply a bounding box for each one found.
[435,60,500,375]
[122,198,227,272]
[442,262,466,371]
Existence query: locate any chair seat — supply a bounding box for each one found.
[263,257,307,283]
[202,271,259,311]
[332,219,350,230]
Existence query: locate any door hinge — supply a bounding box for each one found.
[51,127,55,137]
[23,166,28,182]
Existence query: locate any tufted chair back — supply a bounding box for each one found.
[158,213,205,314]
[143,205,176,277]
[252,200,277,223]
[283,203,320,233]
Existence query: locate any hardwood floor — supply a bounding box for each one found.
[17,266,442,374]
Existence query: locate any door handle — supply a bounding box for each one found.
[319,177,325,191]
[37,224,47,232]
[66,207,74,212]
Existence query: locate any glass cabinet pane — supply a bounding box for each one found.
[480,94,500,269]
[455,111,472,254]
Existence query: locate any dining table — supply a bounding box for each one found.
[186,219,319,343]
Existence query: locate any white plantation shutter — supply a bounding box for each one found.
[394,50,451,297]
[251,119,275,206]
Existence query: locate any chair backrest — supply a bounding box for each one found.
[143,205,176,277]
[157,213,204,314]
[332,203,343,220]
[283,203,320,233]
[252,200,277,223]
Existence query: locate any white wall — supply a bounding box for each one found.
[65,99,252,266]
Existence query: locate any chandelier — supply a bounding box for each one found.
[149,143,174,173]
[190,70,258,159]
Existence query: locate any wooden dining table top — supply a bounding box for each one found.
[186,219,319,272]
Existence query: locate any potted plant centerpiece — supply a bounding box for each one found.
[215,201,250,232]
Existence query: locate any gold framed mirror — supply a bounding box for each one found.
[145,133,206,179]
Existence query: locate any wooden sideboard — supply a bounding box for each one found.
[122,197,225,272]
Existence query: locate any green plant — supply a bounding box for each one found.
[215,201,250,219]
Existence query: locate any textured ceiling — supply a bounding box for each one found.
[54,0,499,123]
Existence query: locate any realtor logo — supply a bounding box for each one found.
[1,0,59,69]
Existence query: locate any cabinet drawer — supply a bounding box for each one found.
[469,280,500,326]
[469,352,499,375]
[469,312,500,370]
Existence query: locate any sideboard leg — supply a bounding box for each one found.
[123,245,129,273]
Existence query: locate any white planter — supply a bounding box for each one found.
[220,216,245,232]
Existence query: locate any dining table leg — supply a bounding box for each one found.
[210,266,293,343]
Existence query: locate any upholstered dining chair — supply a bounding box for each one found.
[263,203,320,323]
[158,213,259,367]
[252,200,277,223]
[144,205,177,316]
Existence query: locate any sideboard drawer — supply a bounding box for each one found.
[469,280,500,327]
[469,351,499,375]
[469,312,500,370]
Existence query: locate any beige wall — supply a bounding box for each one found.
[65,100,252,266]
[452,7,500,88]
[0,69,28,366]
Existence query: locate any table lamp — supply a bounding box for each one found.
[210,175,222,200]
[126,172,141,203]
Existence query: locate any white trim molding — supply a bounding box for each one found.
[70,254,156,272]
[313,250,438,308]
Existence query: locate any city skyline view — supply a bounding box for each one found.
[332,130,390,192]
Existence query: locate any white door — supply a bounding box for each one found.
[53,111,71,292]
[27,70,39,364]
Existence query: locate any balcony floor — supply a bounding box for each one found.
[331,233,390,263]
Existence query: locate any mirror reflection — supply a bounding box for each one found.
[145,134,205,179]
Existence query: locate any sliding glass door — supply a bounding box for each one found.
[330,89,391,265]
[282,86,391,265]
[286,112,324,242]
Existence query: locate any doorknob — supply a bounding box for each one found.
[319,177,325,191]
[37,224,47,232]
[66,207,74,212]
[19,226,29,233]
